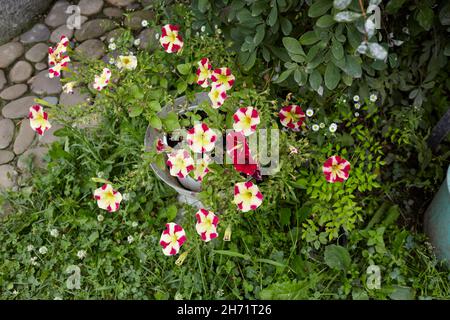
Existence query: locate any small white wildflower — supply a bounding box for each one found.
[354,103,361,109]
[329,123,337,133]
[289,146,298,155]
[77,250,87,260]
[306,108,314,117]
[133,38,141,46]
[30,256,38,266]
[97,214,104,222]
[201,25,206,33]
[402,27,409,35]
[108,43,117,51]
[355,112,360,117]
[312,124,320,132]
[27,245,34,252]
[50,229,59,238]
[216,28,222,35]
[39,246,48,254]
[109,58,115,65]
[353,95,360,102]
[109,37,115,43]
[54,297,63,300]
[132,221,138,228]
[370,94,378,102]
[155,33,160,40]
[342,98,347,103]
[195,31,199,37]
[127,235,134,244]
[174,292,184,300]
[122,193,130,201]
[141,20,148,27]
[319,123,325,129]
[214,24,218,29]
[12,290,18,295]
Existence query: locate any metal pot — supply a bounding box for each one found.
[144,92,210,208]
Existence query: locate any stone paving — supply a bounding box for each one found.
[0,0,158,194]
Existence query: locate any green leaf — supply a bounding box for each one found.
[149,116,162,130]
[267,5,278,27]
[385,0,407,14]
[439,3,450,25]
[213,250,251,260]
[129,105,143,117]
[294,68,307,86]
[164,204,177,221]
[389,286,415,300]
[309,69,322,91]
[162,112,180,132]
[324,244,351,271]
[344,55,362,78]
[324,62,340,90]
[149,101,161,112]
[299,31,319,45]
[253,24,265,46]
[282,37,305,55]
[176,63,191,75]
[176,81,187,94]
[416,6,434,31]
[316,15,336,28]
[280,208,291,226]
[280,16,293,35]
[274,69,293,83]
[239,50,257,71]
[331,40,344,60]
[333,0,351,10]
[197,0,209,13]
[334,11,363,22]
[308,0,333,18]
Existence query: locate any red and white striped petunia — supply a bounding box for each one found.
[159,24,184,53]
[166,149,195,178]
[156,138,167,154]
[196,58,212,88]
[322,155,351,183]
[159,223,186,256]
[93,68,111,91]
[48,35,70,78]
[193,154,212,181]
[93,184,123,212]
[232,107,260,136]
[233,181,263,212]
[279,105,306,131]
[186,123,217,153]
[208,86,227,109]
[210,67,235,91]
[29,105,52,136]
[195,209,219,242]
[225,131,258,176]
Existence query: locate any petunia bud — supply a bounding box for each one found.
[223,225,232,242]
[175,250,189,266]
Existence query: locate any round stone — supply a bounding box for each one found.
[9,61,33,83]
[35,62,47,71]
[50,25,74,43]
[0,119,15,149]
[0,165,18,190]
[124,10,155,31]
[138,28,159,51]
[45,1,72,28]
[59,88,90,107]
[0,42,25,69]
[38,123,63,145]
[30,70,62,95]
[0,84,28,100]
[106,0,135,7]
[17,147,48,171]
[25,43,49,63]
[0,150,15,165]
[75,39,105,60]
[74,19,115,42]
[0,70,6,91]
[79,0,104,16]
[2,96,38,119]
[103,7,123,18]
[20,24,50,44]
[105,28,126,44]
[14,121,36,155]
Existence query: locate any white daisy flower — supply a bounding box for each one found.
[108,43,117,51]
[109,58,115,65]
[141,20,148,27]
[354,103,361,109]
[306,108,314,117]
[132,221,138,228]
[97,214,104,222]
[109,37,115,43]
[50,229,59,238]
[27,245,34,252]
[370,94,378,102]
[201,25,206,32]
[127,235,134,244]
[312,124,320,131]
[155,33,160,40]
[355,112,360,117]
[353,95,360,102]
[39,246,48,254]
[134,38,141,46]
[77,250,87,260]
[319,123,325,129]
[30,256,38,266]
[329,123,337,133]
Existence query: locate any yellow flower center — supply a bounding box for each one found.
[168,31,177,43]
[175,157,186,169]
[243,116,252,127]
[103,190,115,202]
[218,74,228,84]
[171,234,178,244]
[242,190,253,201]
[122,58,130,65]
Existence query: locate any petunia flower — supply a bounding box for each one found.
[226,131,258,176]
[193,155,211,181]
[160,24,184,53]
[159,222,186,256]
[196,58,212,88]
[186,123,217,153]
[322,155,351,183]
[62,81,76,94]
[208,86,227,109]
[116,55,137,71]
[93,184,123,212]
[48,35,70,78]
[93,68,111,91]
[167,149,195,178]
[232,107,260,136]
[156,138,169,154]
[279,105,306,131]
[233,181,263,212]
[29,105,52,136]
[210,67,235,90]
[195,208,219,242]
